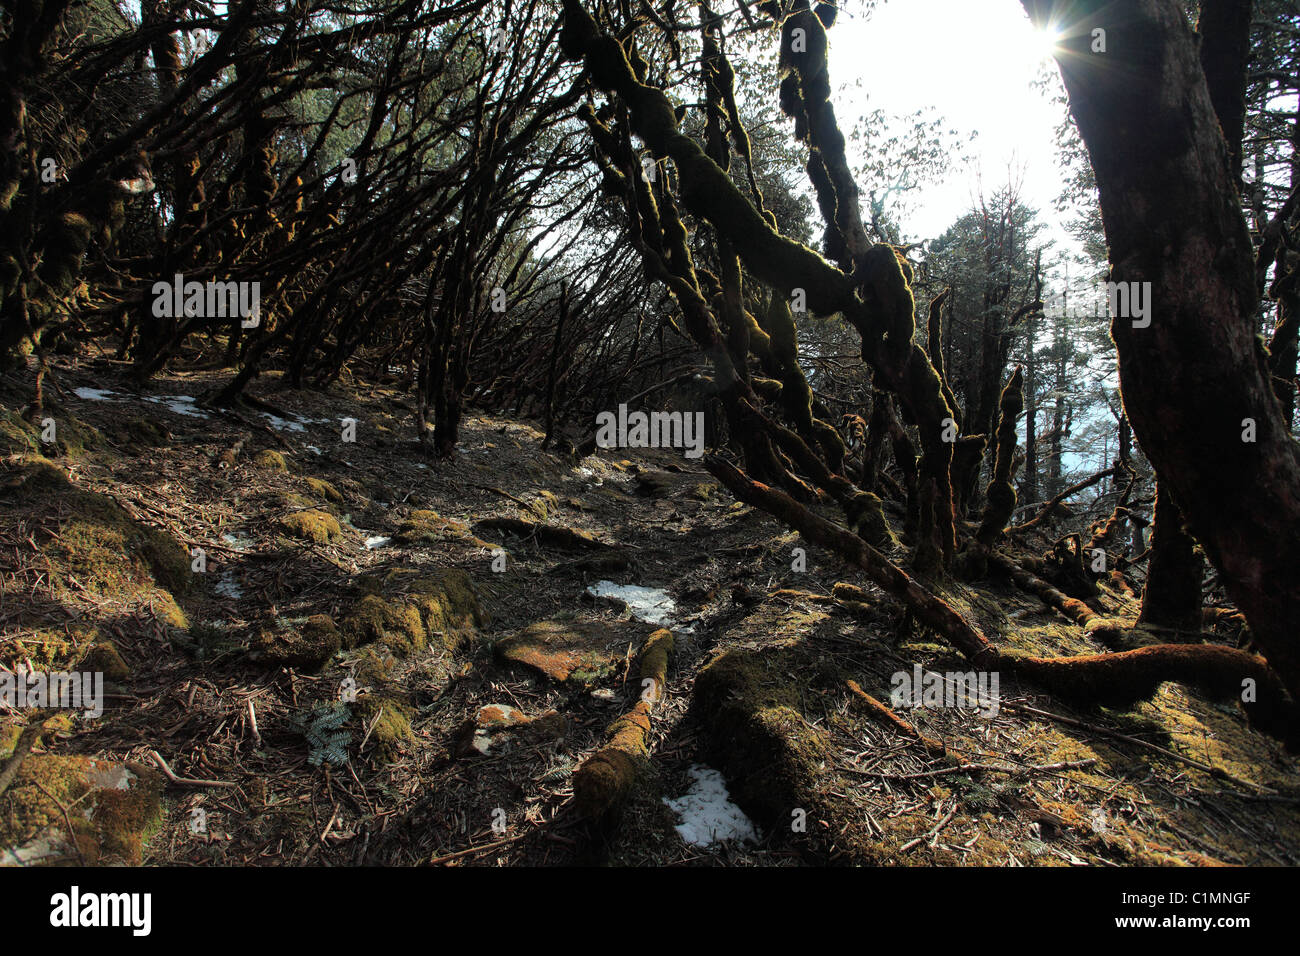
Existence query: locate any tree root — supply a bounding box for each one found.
[572,629,673,821]
[710,454,1299,747]
[705,455,996,666]
[845,680,958,760]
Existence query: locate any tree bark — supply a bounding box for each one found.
[1138,485,1204,630]
[1023,0,1300,707]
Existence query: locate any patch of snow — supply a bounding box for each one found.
[145,394,209,418]
[87,762,135,791]
[305,445,322,456]
[364,535,391,550]
[73,386,119,401]
[214,570,243,599]
[221,532,253,551]
[663,765,759,848]
[586,581,677,626]
[261,411,321,433]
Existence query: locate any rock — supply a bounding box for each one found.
[454,704,570,756]
[394,509,469,543]
[277,510,342,544]
[635,470,677,498]
[254,449,291,473]
[495,620,651,687]
[340,569,487,657]
[252,615,341,671]
[81,641,129,682]
[0,756,164,865]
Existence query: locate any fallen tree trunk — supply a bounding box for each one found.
[572,628,673,821]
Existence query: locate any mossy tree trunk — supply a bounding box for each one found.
[1138,485,1204,631]
[1024,0,1300,703]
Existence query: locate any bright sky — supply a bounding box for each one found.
[828,0,1081,256]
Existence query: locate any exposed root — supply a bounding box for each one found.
[845,680,958,760]
[571,629,673,821]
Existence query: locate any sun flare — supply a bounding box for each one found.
[1027,24,1065,60]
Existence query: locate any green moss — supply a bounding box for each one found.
[102,415,170,450]
[339,570,485,657]
[395,509,468,543]
[278,510,342,544]
[304,477,343,503]
[0,410,40,456]
[81,641,129,682]
[528,490,560,521]
[354,693,414,763]
[0,757,164,865]
[353,645,398,685]
[403,569,488,651]
[7,461,193,598]
[340,594,425,655]
[254,449,291,473]
[689,482,718,501]
[0,630,73,669]
[0,725,20,760]
[689,639,878,862]
[846,491,899,550]
[253,615,341,671]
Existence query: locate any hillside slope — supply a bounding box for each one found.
[2,354,1298,866]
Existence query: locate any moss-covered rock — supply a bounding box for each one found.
[340,569,486,657]
[4,456,192,599]
[0,756,164,865]
[102,414,170,450]
[394,509,468,543]
[81,641,129,682]
[495,620,650,687]
[277,509,342,544]
[692,640,877,863]
[689,481,719,501]
[341,594,425,655]
[353,693,414,763]
[304,477,343,503]
[254,449,291,473]
[4,406,104,459]
[253,615,341,671]
[528,490,560,521]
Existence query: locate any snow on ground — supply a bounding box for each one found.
[214,569,244,600]
[143,395,209,418]
[261,411,325,433]
[586,580,677,626]
[663,765,759,847]
[73,386,119,401]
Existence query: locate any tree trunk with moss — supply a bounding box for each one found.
[1024,0,1300,704]
[1138,485,1204,631]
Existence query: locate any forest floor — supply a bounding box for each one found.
[3,350,1300,866]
